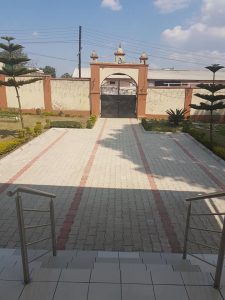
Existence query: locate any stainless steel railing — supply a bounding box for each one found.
[183,191,225,289]
[7,186,57,284]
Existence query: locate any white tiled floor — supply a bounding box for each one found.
[154,285,189,300]
[0,249,225,299]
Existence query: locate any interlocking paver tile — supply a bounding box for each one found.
[0,119,225,252]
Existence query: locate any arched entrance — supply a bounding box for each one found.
[90,46,148,118]
[100,73,137,118]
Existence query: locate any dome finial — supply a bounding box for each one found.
[140,52,148,64]
[114,44,125,63]
[90,50,98,62]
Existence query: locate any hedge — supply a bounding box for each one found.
[86,115,97,129]
[0,139,25,156]
[50,120,82,128]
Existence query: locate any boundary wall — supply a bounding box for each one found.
[0,75,224,121]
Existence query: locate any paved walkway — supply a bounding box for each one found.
[0,118,225,252]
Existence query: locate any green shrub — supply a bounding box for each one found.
[41,111,58,117]
[0,139,24,155]
[213,146,225,160]
[35,108,41,115]
[50,121,82,128]
[166,108,187,126]
[182,120,192,132]
[25,127,33,136]
[86,115,97,129]
[187,128,206,141]
[34,122,42,135]
[17,129,25,139]
[141,118,153,131]
[44,119,51,129]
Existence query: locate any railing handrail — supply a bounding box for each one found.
[7,185,57,284]
[7,187,56,198]
[183,189,225,289]
[186,191,225,202]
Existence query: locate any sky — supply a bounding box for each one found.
[0,0,225,76]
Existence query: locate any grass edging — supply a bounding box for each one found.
[185,133,225,165]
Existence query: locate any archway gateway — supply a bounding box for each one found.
[90,48,148,118]
[101,74,137,118]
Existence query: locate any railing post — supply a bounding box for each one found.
[50,198,57,256]
[15,192,30,284]
[214,216,225,289]
[183,202,192,259]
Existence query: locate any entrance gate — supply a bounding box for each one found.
[90,48,148,118]
[101,95,136,118]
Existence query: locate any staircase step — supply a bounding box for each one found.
[41,256,71,269]
[146,264,173,272]
[60,268,91,283]
[151,269,183,285]
[172,263,201,272]
[67,257,95,269]
[140,252,165,264]
[181,271,214,285]
[31,268,61,282]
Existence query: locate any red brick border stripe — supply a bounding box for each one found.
[57,119,107,250]
[130,120,181,253]
[0,130,68,195]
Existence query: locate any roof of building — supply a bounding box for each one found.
[72,67,225,81]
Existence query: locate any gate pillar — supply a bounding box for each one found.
[137,64,148,118]
[90,63,100,116]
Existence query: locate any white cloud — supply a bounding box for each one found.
[162,0,225,54]
[201,0,225,26]
[101,0,122,11]
[32,31,39,36]
[154,0,191,13]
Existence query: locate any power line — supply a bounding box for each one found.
[19,40,78,44]
[0,26,79,32]
[28,52,75,62]
[83,27,221,62]
[1,25,222,63]
[82,40,206,66]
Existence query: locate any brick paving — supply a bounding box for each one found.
[0,118,225,252]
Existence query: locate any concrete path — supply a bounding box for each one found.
[0,118,225,253]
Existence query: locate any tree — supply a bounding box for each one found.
[0,36,41,129]
[61,73,72,78]
[0,48,28,67]
[190,64,225,148]
[42,65,56,78]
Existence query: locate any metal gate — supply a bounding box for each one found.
[101,95,136,118]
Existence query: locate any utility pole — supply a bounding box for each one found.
[78,25,82,78]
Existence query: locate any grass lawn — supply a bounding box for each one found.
[0,114,89,141]
[191,123,225,148]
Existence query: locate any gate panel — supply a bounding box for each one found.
[101,95,136,118]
